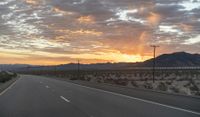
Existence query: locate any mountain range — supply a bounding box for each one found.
[138,52,200,67]
[0,52,200,71]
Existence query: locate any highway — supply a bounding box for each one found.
[0,75,200,117]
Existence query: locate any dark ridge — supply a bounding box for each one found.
[1,52,200,71]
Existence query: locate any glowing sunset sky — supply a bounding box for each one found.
[0,0,200,65]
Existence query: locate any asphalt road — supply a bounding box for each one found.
[0,75,200,117]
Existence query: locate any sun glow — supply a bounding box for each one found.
[0,0,199,65]
[67,52,151,64]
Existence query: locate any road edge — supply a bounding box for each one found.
[50,76,200,99]
[69,80,200,116]
[0,76,19,96]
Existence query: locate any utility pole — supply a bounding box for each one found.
[77,60,80,79]
[150,45,159,83]
[54,65,57,76]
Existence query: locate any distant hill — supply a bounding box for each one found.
[1,52,200,71]
[0,64,35,71]
[138,52,200,67]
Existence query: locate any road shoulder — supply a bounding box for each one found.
[0,77,19,95]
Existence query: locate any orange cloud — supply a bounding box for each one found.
[147,12,161,26]
[54,36,67,42]
[25,0,39,5]
[53,7,74,15]
[179,23,193,32]
[72,29,102,36]
[0,52,26,58]
[138,31,150,55]
[77,15,95,24]
[57,29,103,36]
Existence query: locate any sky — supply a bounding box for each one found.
[0,0,200,65]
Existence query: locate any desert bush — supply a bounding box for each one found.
[144,82,153,89]
[131,81,138,87]
[195,91,200,96]
[79,75,86,81]
[85,77,91,81]
[104,79,115,84]
[170,87,180,93]
[69,75,78,80]
[114,79,128,86]
[0,72,17,83]
[189,84,199,91]
[96,78,103,83]
[157,82,168,91]
[166,81,172,85]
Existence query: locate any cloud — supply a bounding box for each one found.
[77,15,95,24]
[0,0,199,64]
[24,0,39,5]
[147,12,161,26]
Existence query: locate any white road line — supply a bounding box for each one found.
[60,96,70,103]
[70,82,200,116]
[0,78,19,96]
[45,85,50,88]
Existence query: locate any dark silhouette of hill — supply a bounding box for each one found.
[1,52,200,71]
[138,52,200,67]
[0,64,32,71]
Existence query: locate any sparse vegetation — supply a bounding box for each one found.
[157,82,167,91]
[144,82,153,89]
[170,87,180,93]
[0,71,17,83]
[19,68,200,96]
[131,81,138,87]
